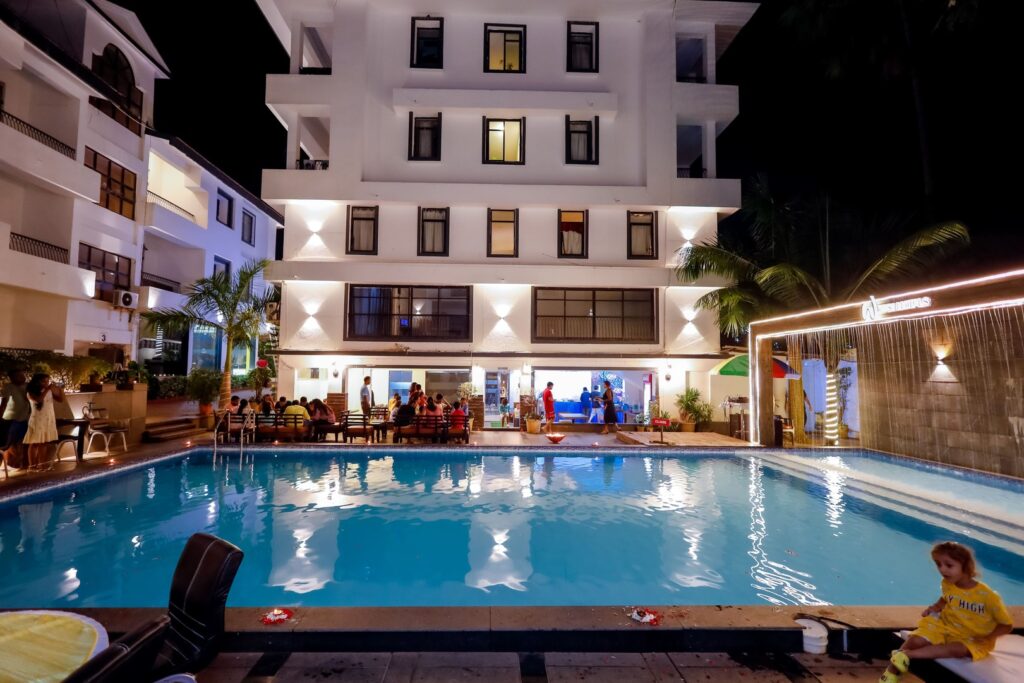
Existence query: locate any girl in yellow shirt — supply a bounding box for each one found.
[880,541,1013,682]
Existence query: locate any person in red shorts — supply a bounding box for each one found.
[541,381,555,434]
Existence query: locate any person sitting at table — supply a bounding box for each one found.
[394,398,416,427]
[307,398,335,424]
[226,395,241,414]
[435,393,451,411]
[259,395,275,416]
[450,401,467,431]
[424,396,443,418]
[275,396,289,414]
[283,401,310,421]
[388,392,402,413]
[499,397,512,427]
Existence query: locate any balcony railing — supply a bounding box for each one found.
[141,271,181,293]
[0,108,76,159]
[676,75,708,84]
[298,66,332,75]
[296,158,329,170]
[147,191,197,223]
[677,167,708,178]
[8,232,70,264]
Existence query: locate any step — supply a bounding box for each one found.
[146,422,198,437]
[145,417,195,430]
[145,427,207,443]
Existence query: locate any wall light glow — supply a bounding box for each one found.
[493,303,512,320]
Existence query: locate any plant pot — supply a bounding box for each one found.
[526,418,541,434]
[80,383,103,393]
[116,383,134,391]
[198,403,214,416]
[681,421,697,432]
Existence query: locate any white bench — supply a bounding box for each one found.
[899,630,1024,683]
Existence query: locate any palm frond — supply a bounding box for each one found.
[695,286,770,338]
[140,307,213,336]
[843,221,970,301]
[675,242,760,284]
[755,263,828,308]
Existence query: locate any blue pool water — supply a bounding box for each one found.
[1,449,1022,608]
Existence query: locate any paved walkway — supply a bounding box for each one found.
[198,650,923,682]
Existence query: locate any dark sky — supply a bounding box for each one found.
[116,0,1022,277]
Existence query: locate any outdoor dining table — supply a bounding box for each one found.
[555,411,588,424]
[0,609,108,682]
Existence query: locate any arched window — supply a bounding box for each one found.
[90,44,143,134]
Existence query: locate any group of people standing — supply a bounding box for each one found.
[541,379,618,435]
[1,369,64,472]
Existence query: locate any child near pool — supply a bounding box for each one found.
[880,541,1013,682]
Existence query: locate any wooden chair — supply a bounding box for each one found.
[343,412,374,443]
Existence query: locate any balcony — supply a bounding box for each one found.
[673,82,739,131]
[139,285,189,312]
[391,88,619,119]
[298,66,332,75]
[147,191,197,223]
[265,73,331,117]
[677,167,708,179]
[0,222,94,300]
[141,271,181,293]
[296,159,329,170]
[0,110,99,202]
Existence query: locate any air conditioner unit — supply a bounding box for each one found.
[113,289,139,309]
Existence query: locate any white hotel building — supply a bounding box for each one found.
[258,0,756,421]
[0,0,281,376]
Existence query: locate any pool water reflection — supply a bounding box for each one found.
[0,450,1022,608]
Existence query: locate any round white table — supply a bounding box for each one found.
[0,610,108,682]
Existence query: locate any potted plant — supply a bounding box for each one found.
[634,412,648,432]
[676,388,714,432]
[524,410,542,434]
[187,368,222,428]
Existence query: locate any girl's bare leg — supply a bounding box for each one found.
[906,642,971,660]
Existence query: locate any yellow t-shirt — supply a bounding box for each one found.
[283,404,310,420]
[936,579,1013,640]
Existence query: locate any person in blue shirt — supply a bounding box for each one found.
[580,387,592,423]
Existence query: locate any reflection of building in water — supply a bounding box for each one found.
[465,457,534,592]
[268,463,343,594]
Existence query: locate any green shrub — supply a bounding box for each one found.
[186,368,222,404]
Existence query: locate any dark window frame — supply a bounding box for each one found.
[487,208,519,258]
[346,205,380,255]
[241,209,256,246]
[531,287,658,344]
[626,211,658,260]
[90,44,143,135]
[417,207,450,257]
[483,23,527,73]
[482,116,526,165]
[215,190,234,228]
[79,242,132,300]
[345,284,473,342]
[557,209,589,259]
[212,255,231,279]
[408,112,442,161]
[565,115,600,164]
[410,16,444,69]
[83,147,137,219]
[566,21,599,73]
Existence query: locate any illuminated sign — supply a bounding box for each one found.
[861,295,932,322]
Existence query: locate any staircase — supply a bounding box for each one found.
[144,417,207,442]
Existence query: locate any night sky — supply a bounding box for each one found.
[117,0,1022,278]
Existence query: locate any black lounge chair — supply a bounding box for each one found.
[63,615,170,683]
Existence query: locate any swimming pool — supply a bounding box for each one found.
[1,448,1022,608]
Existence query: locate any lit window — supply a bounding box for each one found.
[83,148,137,219]
[347,206,379,254]
[484,24,526,73]
[487,209,518,257]
[78,243,131,299]
[557,210,588,258]
[483,117,524,164]
[627,211,657,259]
[418,208,449,256]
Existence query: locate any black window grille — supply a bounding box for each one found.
[347,285,471,341]
[533,288,656,343]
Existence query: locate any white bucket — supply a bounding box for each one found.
[795,618,829,654]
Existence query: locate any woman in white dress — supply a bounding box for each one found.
[24,373,63,470]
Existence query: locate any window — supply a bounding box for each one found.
[408,113,442,161]
[192,324,222,370]
[675,36,706,83]
[677,124,705,178]
[213,256,231,279]
[84,147,136,219]
[487,209,518,257]
[533,288,657,343]
[347,206,379,254]
[627,211,657,259]
[567,22,599,72]
[418,208,449,256]
[241,210,256,246]
[79,243,131,299]
[411,17,444,68]
[484,24,526,73]
[90,44,143,134]
[557,210,588,258]
[565,116,599,164]
[347,285,471,341]
[216,190,233,227]
[483,117,525,164]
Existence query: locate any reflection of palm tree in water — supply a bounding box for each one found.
[746,458,826,605]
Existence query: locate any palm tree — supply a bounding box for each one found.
[142,258,274,409]
[678,186,969,443]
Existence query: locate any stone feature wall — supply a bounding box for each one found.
[855,307,1024,477]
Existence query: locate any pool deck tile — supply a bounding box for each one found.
[284,607,493,632]
[668,652,743,668]
[381,652,521,683]
[674,667,790,682]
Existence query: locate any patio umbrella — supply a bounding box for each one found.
[710,354,800,379]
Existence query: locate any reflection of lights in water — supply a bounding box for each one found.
[294,528,312,559]
[644,457,653,475]
[146,468,155,499]
[512,456,520,480]
[207,501,216,521]
[823,470,846,531]
[685,527,702,562]
[58,568,80,599]
[747,458,828,606]
[131,535,142,549]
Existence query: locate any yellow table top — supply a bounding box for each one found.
[0,610,107,683]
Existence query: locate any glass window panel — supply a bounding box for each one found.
[536,300,563,316]
[488,32,505,70]
[491,210,515,222]
[596,300,622,316]
[503,120,521,161]
[504,37,520,71]
[439,287,467,298]
[595,290,621,300]
[537,289,563,299]
[488,129,504,161]
[566,301,592,317]
[490,223,515,255]
[565,290,591,300]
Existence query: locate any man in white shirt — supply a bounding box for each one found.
[360,376,374,416]
[1,369,30,469]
